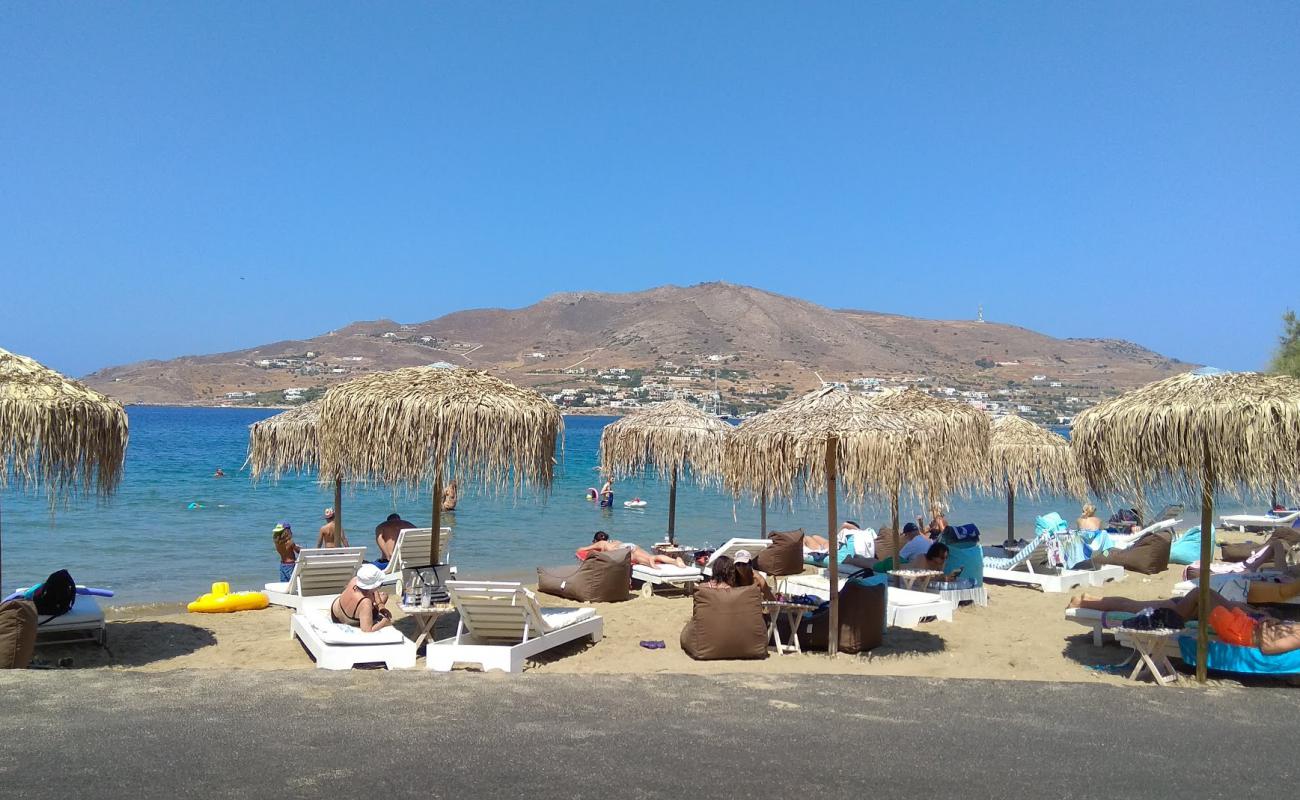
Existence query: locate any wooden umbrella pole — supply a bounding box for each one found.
[891,472,901,567]
[760,488,767,537]
[334,477,344,542]
[431,472,443,567]
[1196,437,1215,684]
[668,465,678,546]
[1005,480,1015,547]
[826,437,840,658]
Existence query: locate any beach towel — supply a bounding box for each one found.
[1170,526,1215,565]
[1177,636,1300,676]
[1035,513,1069,537]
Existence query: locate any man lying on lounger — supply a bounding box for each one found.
[1070,589,1300,654]
[580,531,688,568]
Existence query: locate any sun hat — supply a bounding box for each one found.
[271,523,285,534]
[355,563,385,590]
[323,508,335,520]
[733,549,753,564]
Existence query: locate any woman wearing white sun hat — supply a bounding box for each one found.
[329,564,393,632]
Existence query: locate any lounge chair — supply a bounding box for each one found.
[631,563,703,597]
[983,533,1124,593]
[703,538,771,574]
[783,572,955,627]
[14,587,108,646]
[264,547,366,610]
[383,527,453,576]
[1220,510,1300,532]
[426,580,603,673]
[1064,607,1139,646]
[1170,572,1300,606]
[290,610,417,670]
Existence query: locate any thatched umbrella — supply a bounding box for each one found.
[1072,368,1300,683]
[726,385,916,655]
[598,400,731,545]
[247,400,349,543]
[986,414,1086,546]
[317,366,563,566]
[0,347,128,589]
[865,388,991,562]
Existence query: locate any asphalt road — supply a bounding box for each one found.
[1,671,1296,799]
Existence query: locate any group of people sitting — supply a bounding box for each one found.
[802,507,965,580]
[699,552,775,601]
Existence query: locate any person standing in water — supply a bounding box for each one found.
[316,507,348,548]
[441,479,459,512]
[599,477,615,508]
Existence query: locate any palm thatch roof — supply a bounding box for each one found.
[317,366,563,492]
[1072,369,1300,497]
[724,386,914,502]
[599,400,731,483]
[986,414,1085,499]
[0,347,128,499]
[247,400,321,481]
[863,388,991,497]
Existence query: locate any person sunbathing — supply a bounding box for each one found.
[1077,503,1104,531]
[1069,588,1300,654]
[330,564,393,632]
[579,531,687,568]
[733,550,775,601]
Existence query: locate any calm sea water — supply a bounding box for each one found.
[0,406,1269,606]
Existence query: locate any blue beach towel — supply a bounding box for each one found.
[1170,526,1215,565]
[1178,636,1300,676]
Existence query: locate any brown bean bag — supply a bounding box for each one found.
[680,583,768,660]
[873,527,898,560]
[1092,530,1172,575]
[782,581,886,654]
[753,529,804,576]
[537,548,632,602]
[1219,542,1261,563]
[0,600,38,670]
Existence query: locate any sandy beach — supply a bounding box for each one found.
[32,528,1294,687]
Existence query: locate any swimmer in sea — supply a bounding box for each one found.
[213,467,225,478]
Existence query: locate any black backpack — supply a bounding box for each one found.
[32,569,77,621]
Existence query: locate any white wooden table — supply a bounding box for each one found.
[1114,628,1183,687]
[762,601,819,655]
[399,603,454,650]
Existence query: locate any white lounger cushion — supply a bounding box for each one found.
[1221,511,1300,529]
[290,612,417,670]
[298,615,408,646]
[634,564,702,578]
[539,607,598,630]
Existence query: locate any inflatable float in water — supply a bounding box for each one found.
[623,499,648,508]
[188,581,269,613]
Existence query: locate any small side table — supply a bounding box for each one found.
[888,569,943,591]
[762,601,818,656]
[399,603,454,650]
[1114,629,1183,687]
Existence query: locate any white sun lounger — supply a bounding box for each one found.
[384,527,453,576]
[290,610,417,670]
[703,538,772,574]
[264,547,366,610]
[24,593,107,646]
[426,581,603,673]
[983,534,1125,592]
[631,563,703,597]
[1220,511,1300,532]
[783,574,955,627]
[1064,607,1140,647]
[1170,572,1300,606]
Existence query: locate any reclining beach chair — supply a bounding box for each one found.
[264,547,366,610]
[703,538,771,575]
[382,527,454,593]
[426,580,604,673]
[1220,510,1300,532]
[13,585,109,647]
[782,572,956,627]
[631,562,703,597]
[290,609,417,670]
[983,533,1124,593]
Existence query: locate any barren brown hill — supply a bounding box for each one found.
[83,282,1192,404]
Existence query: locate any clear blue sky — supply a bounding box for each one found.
[2,3,1297,377]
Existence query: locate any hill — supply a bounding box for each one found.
[82,282,1191,407]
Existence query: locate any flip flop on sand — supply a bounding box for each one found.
[639,640,666,650]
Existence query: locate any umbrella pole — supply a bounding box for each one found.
[431,472,443,567]
[760,488,767,537]
[668,465,678,546]
[891,473,901,567]
[334,477,344,544]
[826,438,839,658]
[1196,438,1215,684]
[1005,480,1016,547]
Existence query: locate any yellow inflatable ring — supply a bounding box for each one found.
[187,581,269,613]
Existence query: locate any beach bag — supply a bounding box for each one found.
[32,569,77,621]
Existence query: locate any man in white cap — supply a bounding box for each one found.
[329,564,393,632]
[316,507,349,549]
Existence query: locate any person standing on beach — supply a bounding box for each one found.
[317,508,348,548]
[374,512,414,563]
[441,479,459,512]
[272,523,300,582]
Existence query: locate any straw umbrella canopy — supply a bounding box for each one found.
[1072,368,1300,683]
[986,414,1086,545]
[317,366,564,566]
[598,400,732,545]
[864,388,992,560]
[247,399,351,543]
[0,347,129,589]
[725,385,920,654]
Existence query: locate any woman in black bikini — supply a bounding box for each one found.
[330,564,393,632]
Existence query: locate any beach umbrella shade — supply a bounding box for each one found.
[864,388,992,563]
[317,366,564,566]
[985,414,1086,546]
[0,347,129,590]
[598,400,732,545]
[725,385,925,655]
[1071,368,1300,683]
[247,399,350,543]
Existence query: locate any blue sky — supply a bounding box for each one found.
[2,3,1296,377]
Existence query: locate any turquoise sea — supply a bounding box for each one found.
[0,406,1270,606]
